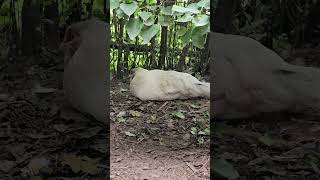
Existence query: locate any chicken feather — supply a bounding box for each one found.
[130,67,210,101]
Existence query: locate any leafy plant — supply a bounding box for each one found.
[111,0,210,48]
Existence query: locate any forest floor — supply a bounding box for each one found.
[213,115,320,179]
[1,46,320,180]
[0,53,108,179]
[211,47,320,180]
[110,80,210,180]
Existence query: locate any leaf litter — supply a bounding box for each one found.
[0,52,108,179]
[110,80,210,179]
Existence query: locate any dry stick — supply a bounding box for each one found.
[188,157,210,179]
[157,102,169,111]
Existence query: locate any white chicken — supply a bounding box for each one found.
[130,67,210,101]
[210,32,320,119]
[60,18,109,124]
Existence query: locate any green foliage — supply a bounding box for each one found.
[111,0,210,48]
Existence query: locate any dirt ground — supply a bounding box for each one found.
[1,47,320,180]
[110,80,210,180]
[0,53,108,179]
[211,47,320,179]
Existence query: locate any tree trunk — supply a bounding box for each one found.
[116,19,124,79]
[158,1,174,69]
[43,0,60,51]
[21,0,40,57]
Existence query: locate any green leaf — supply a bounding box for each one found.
[177,26,187,36]
[197,137,204,144]
[187,3,200,10]
[146,0,156,5]
[147,5,157,11]
[62,154,100,175]
[213,158,240,179]
[161,6,172,15]
[191,127,197,134]
[126,17,144,40]
[192,24,210,36]
[192,33,206,48]
[110,0,120,10]
[125,131,136,137]
[181,31,191,48]
[116,8,126,18]
[197,0,210,9]
[139,11,152,21]
[192,14,209,26]
[172,5,189,13]
[117,117,126,123]
[173,111,185,119]
[192,24,209,48]
[141,24,160,44]
[176,14,193,23]
[204,128,210,135]
[129,110,142,117]
[186,3,201,14]
[120,1,138,16]
[158,15,171,26]
[258,134,274,146]
[172,5,201,14]
[144,16,155,26]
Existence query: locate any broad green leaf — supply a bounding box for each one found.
[116,8,126,18]
[161,6,172,15]
[197,0,210,9]
[192,24,210,36]
[192,33,206,48]
[120,1,138,16]
[139,11,152,21]
[144,16,155,26]
[141,24,160,44]
[181,31,191,48]
[186,3,201,14]
[177,26,187,36]
[158,15,171,26]
[192,14,209,26]
[126,17,144,40]
[175,14,193,23]
[172,5,189,13]
[213,158,240,179]
[110,0,120,10]
[187,3,200,11]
